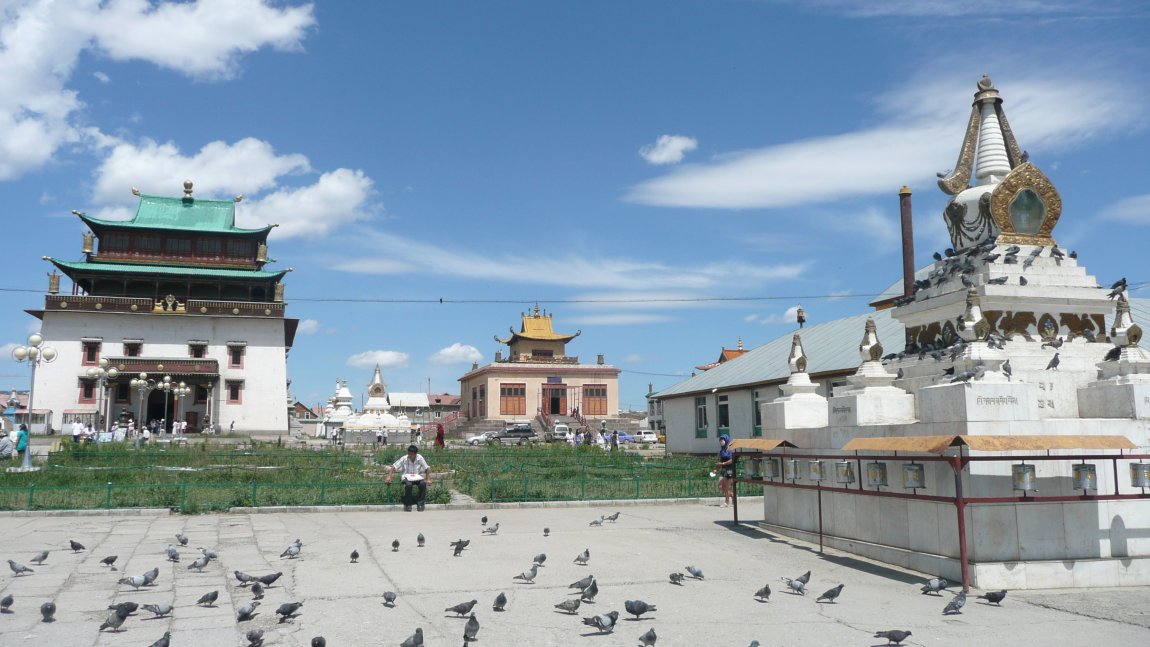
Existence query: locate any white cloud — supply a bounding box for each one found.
[1098,194,1150,224]
[746,305,801,325]
[0,0,314,180]
[0,343,19,361]
[795,0,1080,17]
[626,71,1145,211]
[89,139,374,239]
[429,343,483,365]
[93,71,110,84]
[639,135,698,165]
[566,314,674,325]
[334,229,807,292]
[623,354,645,364]
[297,319,320,335]
[346,350,409,370]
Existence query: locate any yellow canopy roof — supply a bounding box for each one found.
[840,434,1137,455]
[730,438,799,451]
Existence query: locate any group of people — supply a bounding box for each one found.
[568,428,619,450]
[0,424,29,461]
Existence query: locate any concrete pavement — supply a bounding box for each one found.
[1,499,1148,645]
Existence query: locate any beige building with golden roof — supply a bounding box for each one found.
[458,305,619,422]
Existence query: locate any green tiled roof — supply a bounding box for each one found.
[78,195,273,235]
[48,258,286,281]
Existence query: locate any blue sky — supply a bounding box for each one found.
[0,0,1148,412]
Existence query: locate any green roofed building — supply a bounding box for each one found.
[26,181,298,436]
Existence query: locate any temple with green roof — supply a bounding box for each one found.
[28,181,297,436]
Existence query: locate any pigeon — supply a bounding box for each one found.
[1050,245,1064,263]
[534,552,547,566]
[69,539,85,552]
[1104,346,1123,361]
[143,566,159,585]
[1046,352,1060,371]
[175,533,188,546]
[101,555,118,569]
[555,598,582,614]
[795,570,811,585]
[417,533,426,548]
[311,638,326,647]
[543,527,550,537]
[640,627,658,646]
[246,629,265,647]
[624,599,656,619]
[978,589,1008,605]
[574,549,590,565]
[943,590,967,614]
[30,550,48,565]
[951,366,986,384]
[961,275,974,288]
[932,251,942,261]
[589,517,604,527]
[234,570,256,585]
[400,627,424,647]
[896,368,904,379]
[1042,337,1064,349]
[198,546,218,560]
[141,603,174,618]
[982,253,1001,263]
[685,565,704,579]
[493,591,507,611]
[100,606,129,631]
[513,564,539,583]
[816,584,844,603]
[1,594,12,612]
[605,511,620,522]
[754,584,771,601]
[781,577,806,595]
[570,574,595,589]
[1109,277,1127,299]
[874,630,913,645]
[921,577,948,595]
[463,612,480,641]
[41,601,56,623]
[251,582,265,599]
[453,542,467,557]
[196,590,219,606]
[581,579,600,602]
[276,601,303,623]
[189,554,210,572]
[987,276,1008,285]
[1020,276,1028,285]
[383,591,397,607]
[258,572,283,586]
[119,574,147,590]
[108,601,138,615]
[281,543,301,559]
[582,610,619,633]
[482,523,500,535]
[393,539,400,552]
[166,544,180,562]
[148,631,171,647]
[446,599,478,616]
[1002,359,1012,381]
[1004,245,1021,255]
[237,600,260,621]
[945,248,955,257]
[1083,329,1097,342]
[8,559,33,576]
[669,572,685,585]
[481,516,488,525]
[350,549,359,563]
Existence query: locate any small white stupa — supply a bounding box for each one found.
[762,333,828,430]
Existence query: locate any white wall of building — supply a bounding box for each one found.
[33,310,289,434]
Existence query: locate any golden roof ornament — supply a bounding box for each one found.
[183,180,193,198]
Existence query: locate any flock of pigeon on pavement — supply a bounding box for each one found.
[3,514,1009,645]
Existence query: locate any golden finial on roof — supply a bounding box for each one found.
[533,303,541,317]
[737,337,743,350]
[183,180,193,197]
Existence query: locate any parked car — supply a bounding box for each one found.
[638,431,659,443]
[490,425,538,445]
[546,423,571,442]
[466,430,498,446]
[616,431,635,443]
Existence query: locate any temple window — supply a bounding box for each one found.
[695,396,708,438]
[123,341,142,357]
[717,394,730,430]
[188,342,207,359]
[196,238,222,256]
[226,380,243,404]
[165,238,192,255]
[100,233,130,253]
[135,235,161,253]
[81,340,101,366]
[79,381,96,404]
[226,239,254,259]
[227,344,246,368]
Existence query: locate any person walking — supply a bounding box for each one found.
[386,445,431,511]
[435,422,445,450]
[716,434,735,507]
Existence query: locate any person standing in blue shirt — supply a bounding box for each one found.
[717,434,735,507]
[15,424,29,462]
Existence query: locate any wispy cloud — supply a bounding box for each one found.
[297,319,320,335]
[625,70,1145,211]
[745,305,801,325]
[639,135,698,165]
[430,343,483,365]
[334,229,807,292]
[347,350,409,369]
[566,314,675,326]
[1098,194,1150,224]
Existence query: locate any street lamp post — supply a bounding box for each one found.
[158,376,173,437]
[86,358,119,438]
[11,334,57,468]
[172,382,191,435]
[129,373,157,450]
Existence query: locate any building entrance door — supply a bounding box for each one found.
[543,386,567,416]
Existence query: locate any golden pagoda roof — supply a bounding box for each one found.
[496,304,581,344]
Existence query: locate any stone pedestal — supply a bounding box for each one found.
[917,381,1039,423]
[762,372,828,430]
[1078,346,1150,419]
[827,361,916,426]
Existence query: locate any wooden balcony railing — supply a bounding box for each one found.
[44,295,284,317]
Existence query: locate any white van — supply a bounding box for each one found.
[638,431,659,443]
[548,424,572,442]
